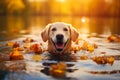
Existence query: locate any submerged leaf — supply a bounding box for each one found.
[49,62,66,78]
[32,54,43,62]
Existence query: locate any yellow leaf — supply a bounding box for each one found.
[32,55,43,62]
[57,62,67,70]
[7,42,14,47]
[81,41,88,50]
[88,45,94,53]
[108,56,114,65]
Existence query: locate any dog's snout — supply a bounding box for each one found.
[56,34,64,40]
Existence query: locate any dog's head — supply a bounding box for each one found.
[41,22,79,52]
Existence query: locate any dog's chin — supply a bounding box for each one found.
[51,39,68,52]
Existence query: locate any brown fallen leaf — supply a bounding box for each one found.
[80,54,88,60]
[9,50,24,60]
[92,56,108,65]
[30,44,43,54]
[107,35,119,42]
[13,42,20,48]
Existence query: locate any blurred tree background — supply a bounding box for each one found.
[0,0,120,17]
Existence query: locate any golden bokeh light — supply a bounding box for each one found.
[56,0,66,2]
[81,17,86,23]
[105,0,113,3]
[5,0,25,13]
[0,0,120,34]
[28,0,47,2]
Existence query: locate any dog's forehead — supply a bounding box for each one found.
[51,23,68,28]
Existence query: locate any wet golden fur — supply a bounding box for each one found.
[41,22,79,60]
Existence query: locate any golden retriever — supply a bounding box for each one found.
[41,22,79,60]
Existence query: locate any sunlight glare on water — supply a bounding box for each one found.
[0,0,120,80]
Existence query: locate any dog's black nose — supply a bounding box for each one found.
[56,34,64,40]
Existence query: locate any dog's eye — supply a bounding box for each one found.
[63,28,68,31]
[52,28,56,31]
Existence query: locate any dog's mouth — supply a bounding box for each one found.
[51,39,68,52]
[55,41,64,51]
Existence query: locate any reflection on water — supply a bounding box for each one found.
[0,16,120,41]
[0,31,120,80]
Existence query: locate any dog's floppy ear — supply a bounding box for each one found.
[41,24,51,42]
[69,24,79,42]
